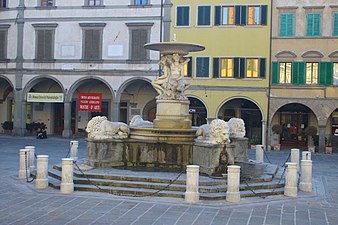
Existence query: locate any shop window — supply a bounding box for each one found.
[305,62,319,84]
[306,13,321,37]
[280,13,294,37]
[197,6,211,26]
[196,57,209,78]
[279,62,292,83]
[176,6,190,26]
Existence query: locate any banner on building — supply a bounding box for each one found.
[27,93,64,103]
[78,93,102,112]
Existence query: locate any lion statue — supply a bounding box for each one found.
[130,115,153,128]
[86,116,129,140]
[195,119,230,144]
[228,118,246,138]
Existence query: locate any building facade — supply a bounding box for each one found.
[170,0,272,145]
[0,0,168,137]
[270,0,338,152]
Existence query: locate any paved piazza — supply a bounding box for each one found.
[0,135,338,225]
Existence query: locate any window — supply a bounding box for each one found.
[222,6,234,25]
[0,25,9,60]
[246,58,259,78]
[306,13,321,36]
[80,23,105,61]
[279,62,292,83]
[196,57,209,78]
[87,0,102,6]
[248,6,261,25]
[183,57,192,77]
[40,0,54,7]
[0,0,6,8]
[305,62,319,84]
[334,63,338,85]
[176,6,190,26]
[334,12,338,36]
[220,58,233,78]
[130,29,148,60]
[280,14,294,37]
[197,6,211,26]
[133,0,148,5]
[33,24,57,61]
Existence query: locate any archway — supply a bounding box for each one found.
[188,97,207,126]
[0,76,14,133]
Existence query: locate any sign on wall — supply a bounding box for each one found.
[78,93,102,112]
[27,93,64,103]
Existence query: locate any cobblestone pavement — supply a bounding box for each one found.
[0,135,338,225]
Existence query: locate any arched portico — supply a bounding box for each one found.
[0,76,14,134]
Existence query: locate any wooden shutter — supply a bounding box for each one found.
[84,29,101,60]
[292,62,305,84]
[259,58,266,78]
[214,6,221,26]
[84,30,93,59]
[306,14,313,36]
[0,31,6,59]
[240,6,247,26]
[239,58,245,78]
[319,62,333,85]
[334,13,338,36]
[44,30,53,59]
[233,58,240,78]
[287,14,294,36]
[131,29,147,60]
[260,5,268,25]
[272,62,278,84]
[313,13,321,36]
[198,6,210,26]
[280,14,287,36]
[235,6,241,25]
[177,7,189,26]
[213,58,220,78]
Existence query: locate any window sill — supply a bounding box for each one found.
[127,60,151,64]
[243,78,263,80]
[216,77,236,80]
[34,59,56,63]
[194,77,210,79]
[128,4,152,8]
[0,59,9,63]
[0,8,9,11]
[244,25,265,28]
[174,25,191,28]
[82,5,105,9]
[195,25,212,28]
[81,59,104,63]
[35,6,57,10]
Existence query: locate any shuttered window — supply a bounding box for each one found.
[87,0,102,6]
[292,62,305,84]
[176,6,190,26]
[333,63,338,85]
[1,0,6,8]
[36,30,54,60]
[197,6,211,26]
[280,14,294,37]
[0,30,7,59]
[279,62,292,83]
[183,57,192,77]
[131,29,148,60]
[271,62,279,84]
[305,62,319,84]
[196,57,209,78]
[83,29,101,60]
[319,62,333,85]
[246,58,259,78]
[334,12,338,36]
[306,13,321,36]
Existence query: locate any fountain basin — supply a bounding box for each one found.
[144,42,205,56]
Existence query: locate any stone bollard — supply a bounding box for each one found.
[299,160,312,192]
[70,141,79,162]
[35,155,49,189]
[19,149,30,179]
[284,162,298,197]
[185,165,199,203]
[25,146,35,173]
[291,148,300,172]
[60,158,74,194]
[226,165,241,203]
[255,145,264,163]
[302,151,311,160]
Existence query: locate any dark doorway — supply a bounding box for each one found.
[53,103,64,135]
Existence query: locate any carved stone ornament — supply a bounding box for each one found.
[228,118,246,138]
[85,116,129,140]
[195,119,230,145]
[130,115,153,128]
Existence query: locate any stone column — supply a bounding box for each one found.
[19,149,30,179]
[261,120,266,150]
[302,151,311,160]
[112,101,120,122]
[62,101,72,138]
[284,162,298,197]
[299,160,312,192]
[185,165,199,203]
[226,165,240,203]
[13,91,26,136]
[35,155,49,189]
[25,146,35,173]
[318,125,326,153]
[60,158,74,194]
[70,141,79,162]
[291,148,300,172]
[255,145,264,163]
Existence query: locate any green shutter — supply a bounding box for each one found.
[280,14,287,36]
[287,14,294,36]
[319,62,333,85]
[334,12,338,36]
[213,58,220,78]
[292,62,305,84]
[306,14,313,36]
[272,62,278,84]
[233,58,240,78]
[240,6,247,26]
[260,5,268,25]
[239,58,245,78]
[307,13,321,36]
[0,31,5,59]
[177,7,189,26]
[235,6,241,25]
[215,6,221,26]
[313,13,321,36]
[259,58,266,78]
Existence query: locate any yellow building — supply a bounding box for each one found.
[170,0,271,145]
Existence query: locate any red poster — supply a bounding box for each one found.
[78,93,102,112]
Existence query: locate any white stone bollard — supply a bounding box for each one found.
[302,151,311,160]
[35,155,49,189]
[185,165,200,203]
[226,165,241,203]
[291,148,300,172]
[284,162,298,197]
[60,158,74,194]
[299,160,312,192]
[70,141,79,162]
[255,145,264,163]
[19,149,30,179]
[25,146,35,173]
